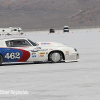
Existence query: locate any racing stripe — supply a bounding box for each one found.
[17,49,30,62]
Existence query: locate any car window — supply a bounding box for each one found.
[18,30,21,32]
[13,29,17,31]
[28,39,38,46]
[6,39,32,47]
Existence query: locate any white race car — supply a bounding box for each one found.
[0,38,79,65]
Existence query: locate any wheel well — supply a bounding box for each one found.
[0,53,4,62]
[48,50,65,61]
[0,53,3,57]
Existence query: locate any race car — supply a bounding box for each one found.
[0,38,79,65]
[49,29,55,33]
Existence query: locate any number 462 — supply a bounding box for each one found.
[5,52,20,59]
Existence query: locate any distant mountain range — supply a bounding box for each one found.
[0,0,100,29]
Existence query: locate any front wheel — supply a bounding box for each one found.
[49,52,62,63]
[0,54,3,65]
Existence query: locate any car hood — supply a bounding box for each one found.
[37,42,67,47]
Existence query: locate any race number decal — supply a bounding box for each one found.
[0,48,30,62]
[5,52,20,59]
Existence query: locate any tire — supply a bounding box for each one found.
[0,54,3,65]
[49,52,62,63]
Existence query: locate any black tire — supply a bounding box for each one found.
[0,54,3,65]
[49,52,62,63]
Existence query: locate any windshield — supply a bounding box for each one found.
[64,27,69,29]
[28,39,38,46]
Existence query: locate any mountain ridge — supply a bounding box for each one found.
[0,0,100,29]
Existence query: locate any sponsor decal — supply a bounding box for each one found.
[49,49,53,50]
[32,53,37,57]
[41,43,51,45]
[46,52,48,54]
[40,55,44,57]
[39,52,45,57]
[32,55,36,57]
[32,53,36,55]
[31,47,48,52]
[66,51,69,55]
[39,52,45,55]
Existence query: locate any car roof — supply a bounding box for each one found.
[64,26,68,27]
[50,29,54,30]
[0,37,28,41]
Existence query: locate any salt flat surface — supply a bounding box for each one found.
[0,28,100,100]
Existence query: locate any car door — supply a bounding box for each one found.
[28,46,48,61]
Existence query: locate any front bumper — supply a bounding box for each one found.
[65,53,79,62]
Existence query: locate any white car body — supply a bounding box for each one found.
[0,38,79,64]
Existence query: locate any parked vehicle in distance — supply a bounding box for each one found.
[0,38,79,65]
[0,27,24,35]
[49,29,55,33]
[63,26,69,32]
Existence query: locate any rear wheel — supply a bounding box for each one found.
[49,52,62,63]
[0,54,3,65]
